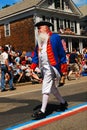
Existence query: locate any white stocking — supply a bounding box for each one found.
[41,94,49,113]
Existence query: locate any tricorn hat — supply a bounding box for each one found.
[35,21,53,27]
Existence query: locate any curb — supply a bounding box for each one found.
[14,76,87,87]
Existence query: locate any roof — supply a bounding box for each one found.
[0,0,82,20]
[79,5,87,16]
[0,0,41,19]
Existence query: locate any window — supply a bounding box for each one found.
[64,20,70,29]
[4,23,10,37]
[59,19,63,29]
[66,20,70,28]
[54,0,60,9]
[64,19,66,28]
[56,18,59,31]
[75,21,77,33]
[42,16,45,21]
[46,17,50,22]
[48,0,52,5]
[70,22,75,32]
[62,0,64,10]
[51,17,54,31]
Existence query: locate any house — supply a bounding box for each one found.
[0,0,87,53]
[79,5,87,36]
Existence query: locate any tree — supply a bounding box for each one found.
[2,4,10,9]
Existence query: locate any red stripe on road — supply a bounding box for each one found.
[22,106,87,130]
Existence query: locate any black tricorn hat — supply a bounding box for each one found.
[35,21,53,27]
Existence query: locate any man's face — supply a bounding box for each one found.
[38,25,48,34]
[37,25,49,44]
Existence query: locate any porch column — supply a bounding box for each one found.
[79,39,83,54]
[68,38,72,52]
[54,19,57,32]
[77,22,80,35]
[34,16,41,45]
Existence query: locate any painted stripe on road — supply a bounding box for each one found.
[5,103,87,130]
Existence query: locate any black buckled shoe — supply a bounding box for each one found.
[10,87,16,91]
[32,110,46,120]
[58,82,64,87]
[1,88,7,92]
[60,101,68,111]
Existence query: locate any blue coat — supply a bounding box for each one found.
[31,33,67,74]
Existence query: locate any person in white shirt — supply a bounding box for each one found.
[0,46,16,92]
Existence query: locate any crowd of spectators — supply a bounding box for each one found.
[0,45,87,88]
[66,47,87,79]
[0,45,42,87]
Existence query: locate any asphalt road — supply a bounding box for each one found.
[0,77,87,130]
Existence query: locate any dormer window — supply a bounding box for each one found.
[54,0,60,9]
[48,0,52,5]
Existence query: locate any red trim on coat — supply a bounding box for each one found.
[47,39,56,66]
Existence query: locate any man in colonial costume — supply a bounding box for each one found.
[30,21,68,119]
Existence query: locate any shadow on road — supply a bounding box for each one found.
[0,91,86,115]
[0,90,87,129]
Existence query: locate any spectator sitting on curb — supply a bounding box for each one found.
[81,61,87,76]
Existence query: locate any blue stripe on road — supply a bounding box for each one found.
[5,102,87,130]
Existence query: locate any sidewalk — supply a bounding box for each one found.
[0,76,87,97]
[15,75,87,86]
[15,75,87,88]
[65,75,87,85]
